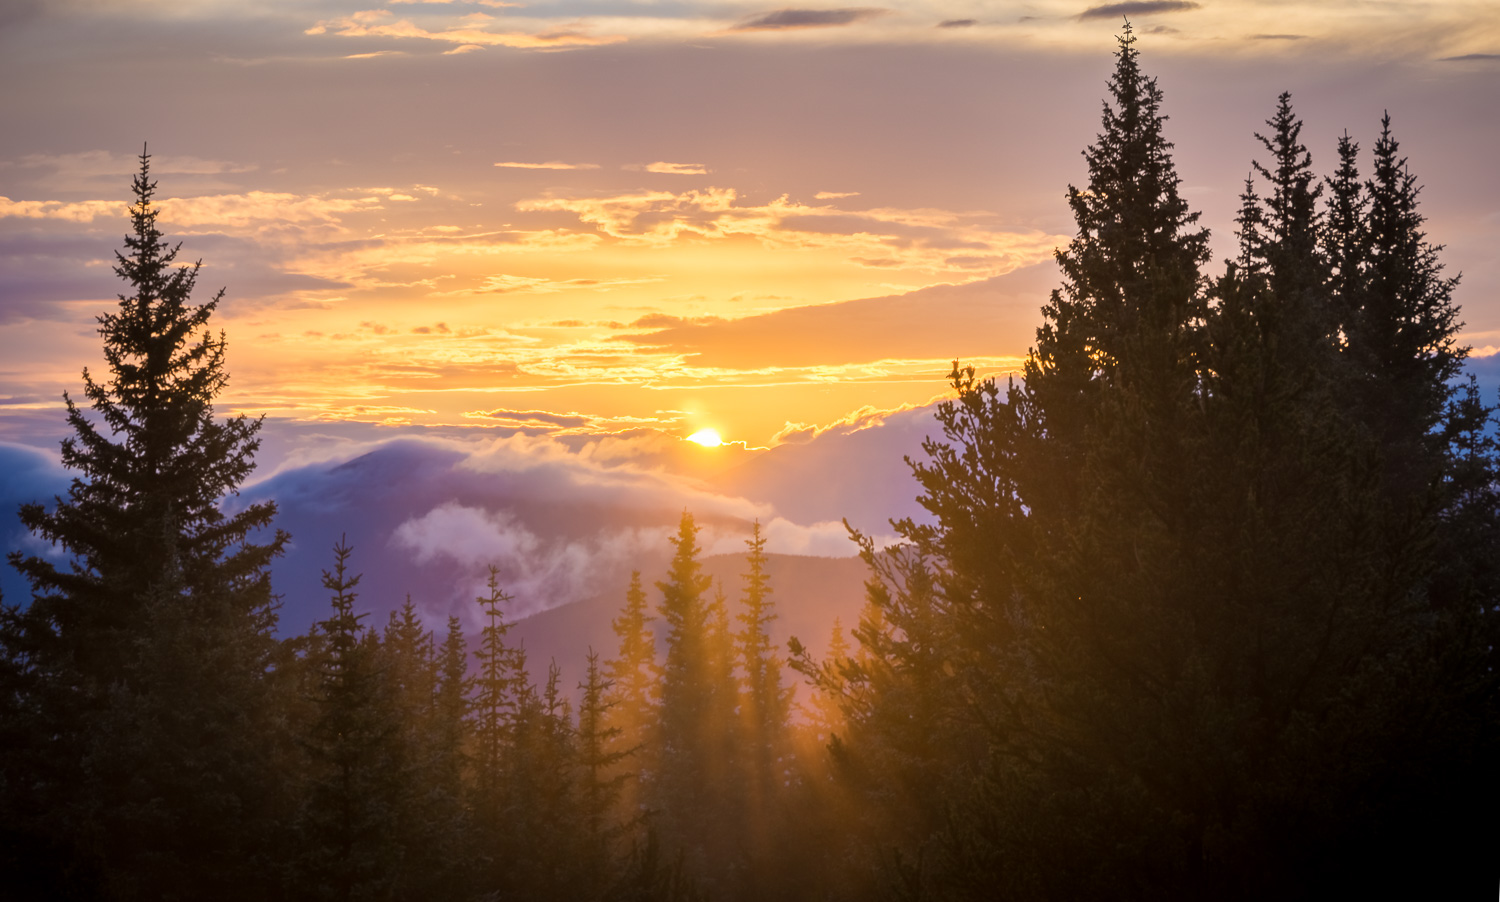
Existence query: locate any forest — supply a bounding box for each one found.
[2,25,1497,901]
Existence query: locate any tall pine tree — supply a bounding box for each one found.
[1,149,288,899]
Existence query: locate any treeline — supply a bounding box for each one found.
[4,25,1499,901]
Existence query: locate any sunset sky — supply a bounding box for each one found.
[2,0,1496,455]
[1,0,1499,624]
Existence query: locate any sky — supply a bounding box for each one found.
[1,0,1498,628]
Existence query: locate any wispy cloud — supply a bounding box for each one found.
[0,197,122,222]
[391,0,522,7]
[0,188,402,229]
[618,265,1052,370]
[496,160,601,170]
[646,162,707,175]
[306,9,625,51]
[1077,1,1200,21]
[464,408,593,427]
[731,8,887,31]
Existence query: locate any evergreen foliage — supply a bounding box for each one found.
[605,568,659,807]
[735,520,793,822]
[296,539,404,902]
[0,149,287,899]
[799,23,1500,900]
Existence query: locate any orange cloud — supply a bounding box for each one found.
[619,265,1053,370]
[306,9,626,50]
[516,186,1065,276]
[496,160,601,170]
[641,162,709,175]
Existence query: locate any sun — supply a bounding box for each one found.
[687,428,723,447]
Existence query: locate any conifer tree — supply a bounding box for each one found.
[1346,113,1465,498]
[795,616,849,749]
[605,569,658,791]
[472,565,520,803]
[735,521,792,823]
[815,27,1500,900]
[1,149,287,899]
[433,614,472,796]
[654,512,715,806]
[578,649,632,892]
[297,539,403,902]
[653,512,740,878]
[8,148,286,688]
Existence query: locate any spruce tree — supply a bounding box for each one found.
[654,511,715,810]
[578,649,632,892]
[472,565,521,804]
[8,148,286,687]
[1,149,287,899]
[605,569,659,791]
[734,521,792,832]
[1346,113,1465,498]
[652,512,743,880]
[296,539,403,902]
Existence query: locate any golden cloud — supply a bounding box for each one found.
[0,196,122,222]
[306,9,626,50]
[496,160,602,170]
[516,186,1065,276]
[643,162,709,175]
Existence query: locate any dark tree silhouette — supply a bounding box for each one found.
[800,26,1500,901]
[0,149,287,899]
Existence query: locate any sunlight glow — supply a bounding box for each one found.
[688,428,723,447]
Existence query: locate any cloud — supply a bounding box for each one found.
[1077,1,1200,21]
[1440,53,1500,61]
[618,262,1055,369]
[425,273,665,298]
[3,150,258,193]
[1,190,387,229]
[771,403,907,444]
[731,8,887,31]
[233,432,774,629]
[814,191,859,199]
[392,503,669,619]
[0,228,350,324]
[1251,34,1305,41]
[391,0,521,6]
[0,196,122,223]
[464,408,593,428]
[0,442,72,605]
[938,19,976,28]
[496,160,601,170]
[642,162,708,175]
[306,9,625,50]
[516,187,1064,276]
[720,403,941,530]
